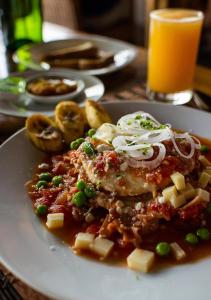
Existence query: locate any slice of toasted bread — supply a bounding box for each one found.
[42,41,98,60]
[79,51,114,69]
[43,50,114,70]
[44,58,80,69]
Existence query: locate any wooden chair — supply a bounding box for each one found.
[42,0,79,29]
[42,0,135,43]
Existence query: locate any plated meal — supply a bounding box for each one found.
[25,100,211,273]
[0,69,104,117]
[14,35,138,76]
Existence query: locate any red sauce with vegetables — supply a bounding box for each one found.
[26,136,211,270]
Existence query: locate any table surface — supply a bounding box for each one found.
[0,23,211,300]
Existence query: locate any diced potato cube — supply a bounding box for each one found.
[162,186,177,201]
[170,172,186,191]
[182,183,196,200]
[198,171,210,188]
[170,194,186,208]
[157,196,165,204]
[205,169,211,184]
[74,233,95,250]
[199,155,211,167]
[127,248,155,273]
[170,243,186,261]
[46,213,64,229]
[90,237,114,258]
[205,168,211,176]
[196,188,210,202]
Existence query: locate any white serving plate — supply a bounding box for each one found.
[14,33,138,76]
[0,69,104,118]
[0,101,211,300]
[25,70,85,104]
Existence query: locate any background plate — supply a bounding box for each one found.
[0,69,104,118]
[14,33,138,76]
[0,101,211,300]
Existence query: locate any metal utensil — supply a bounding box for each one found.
[193,92,210,112]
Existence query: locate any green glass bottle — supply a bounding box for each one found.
[0,0,42,51]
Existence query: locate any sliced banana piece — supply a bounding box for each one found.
[81,106,88,125]
[55,101,85,144]
[25,114,63,152]
[85,99,112,129]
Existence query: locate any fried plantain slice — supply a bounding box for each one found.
[25,114,63,152]
[85,99,112,129]
[55,101,85,144]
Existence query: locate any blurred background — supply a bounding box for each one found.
[0,0,211,67]
[41,0,211,67]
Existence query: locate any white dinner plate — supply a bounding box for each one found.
[0,69,104,118]
[14,33,138,76]
[0,101,211,300]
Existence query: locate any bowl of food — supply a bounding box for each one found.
[25,71,85,104]
[0,100,211,300]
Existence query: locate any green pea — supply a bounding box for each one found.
[52,175,63,186]
[76,179,86,191]
[36,204,48,216]
[72,191,87,207]
[36,180,48,189]
[200,145,209,153]
[39,172,51,182]
[206,203,211,214]
[82,142,95,156]
[70,140,80,150]
[84,185,96,198]
[155,242,171,256]
[77,137,85,145]
[87,128,96,137]
[196,228,210,241]
[185,233,199,245]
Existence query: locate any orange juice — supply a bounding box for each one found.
[148,9,203,94]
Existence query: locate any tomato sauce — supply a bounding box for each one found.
[28,136,211,270]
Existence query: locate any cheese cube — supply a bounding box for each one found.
[74,233,95,250]
[198,171,210,188]
[170,172,186,191]
[90,237,114,258]
[170,194,186,208]
[196,188,210,202]
[162,186,177,201]
[182,183,196,200]
[127,248,155,273]
[199,155,211,167]
[46,213,64,229]
[170,243,186,261]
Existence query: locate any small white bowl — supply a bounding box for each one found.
[25,70,85,104]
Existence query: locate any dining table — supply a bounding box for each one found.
[0,22,211,300]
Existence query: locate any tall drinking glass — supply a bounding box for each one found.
[147,9,204,104]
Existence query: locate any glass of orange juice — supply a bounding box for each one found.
[147,9,204,104]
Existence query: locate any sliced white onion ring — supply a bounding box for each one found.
[96,111,200,170]
[127,143,166,170]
